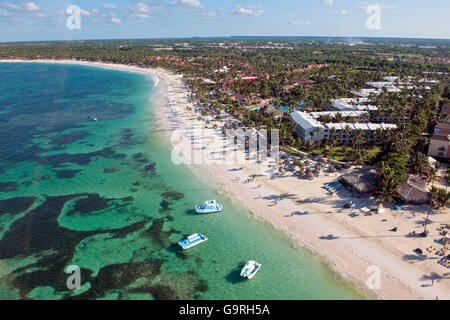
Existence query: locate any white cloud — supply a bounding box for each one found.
[340,9,348,14]
[0,9,9,16]
[131,2,159,14]
[101,3,120,10]
[171,0,204,9]
[2,3,21,11]
[132,13,150,19]
[233,4,264,17]
[324,0,334,6]
[129,2,165,18]
[34,12,47,18]
[23,2,40,12]
[1,2,41,14]
[111,17,122,24]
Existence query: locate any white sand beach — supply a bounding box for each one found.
[2,59,450,300]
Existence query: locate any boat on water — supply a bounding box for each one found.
[88,115,98,122]
[240,261,262,279]
[178,233,208,250]
[195,200,223,214]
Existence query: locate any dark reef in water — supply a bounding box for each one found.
[56,169,82,179]
[34,175,50,181]
[132,152,149,164]
[147,285,180,300]
[160,200,170,210]
[66,193,134,216]
[103,167,121,174]
[68,261,163,300]
[142,218,180,250]
[0,197,36,215]
[51,132,89,145]
[0,182,18,192]
[37,147,127,168]
[162,191,185,201]
[0,193,150,298]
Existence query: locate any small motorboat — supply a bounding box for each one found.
[88,115,98,122]
[240,261,262,280]
[195,200,223,214]
[178,234,208,250]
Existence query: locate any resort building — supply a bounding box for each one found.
[350,88,382,98]
[366,81,399,89]
[366,77,436,91]
[330,98,378,112]
[309,111,370,122]
[396,175,431,205]
[264,105,285,119]
[322,122,397,144]
[428,122,450,161]
[231,93,251,105]
[290,112,324,142]
[341,167,378,194]
[290,111,397,144]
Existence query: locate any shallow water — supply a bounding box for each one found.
[0,62,367,300]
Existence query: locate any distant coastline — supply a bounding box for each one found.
[1,36,449,44]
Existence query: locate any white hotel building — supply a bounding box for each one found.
[291,111,397,144]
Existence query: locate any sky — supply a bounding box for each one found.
[0,0,449,42]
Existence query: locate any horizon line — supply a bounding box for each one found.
[1,35,450,45]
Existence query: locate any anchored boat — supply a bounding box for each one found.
[240,261,262,280]
[178,233,208,250]
[195,200,223,214]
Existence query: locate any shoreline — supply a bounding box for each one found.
[2,58,449,300]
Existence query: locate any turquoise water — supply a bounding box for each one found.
[0,62,366,300]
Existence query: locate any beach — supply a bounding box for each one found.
[2,59,449,300]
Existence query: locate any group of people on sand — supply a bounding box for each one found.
[235,176,259,184]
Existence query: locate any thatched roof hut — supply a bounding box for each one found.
[341,167,378,194]
[396,175,431,205]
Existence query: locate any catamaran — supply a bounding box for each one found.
[240,261,262,280]
[195,200,223,214]
[178,234,208,250]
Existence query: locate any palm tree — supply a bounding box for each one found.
[427,167,440,187]
[376,162,398,208]
[430,187,450,209]
[352,129,366,164]
[410,152,428,176]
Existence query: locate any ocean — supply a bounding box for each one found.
[0,62,366,300]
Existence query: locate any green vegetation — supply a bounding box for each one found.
[430,187,450,209]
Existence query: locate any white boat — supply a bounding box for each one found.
[178,233,208,250]
[240,261,262,280]
[195,200,223,214]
